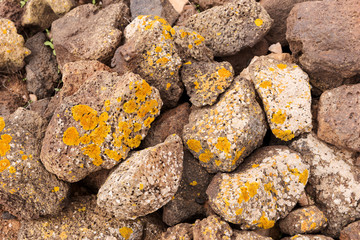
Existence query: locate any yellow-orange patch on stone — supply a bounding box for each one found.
[187,139,202,153]
[254,19,263,27]
[271,110,286,125]
[63,127,80,146]
[119,227,133,240]
[0,158,10,172]
[277,64,287,70]
[215,137,231,154]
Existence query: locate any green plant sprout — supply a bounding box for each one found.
[44,29,56,56]
[92,0,96,4]
[20,0,28,8]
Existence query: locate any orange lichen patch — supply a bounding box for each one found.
[252,164,259,168]
[268,67,275,71]
[232,147,246,165]
[104,100,110,107]
[199,149,213,163]
[63,127,80,146]
[259,80,272,89]
[246,182,260,197]
[92,157,103,166]
[119,227,133,240]
[238,187,250,203]
[288,167,309,185]
[124,135,142,148]
[194,34,205,45]
[89,122,111,145]
[155,46,162,52]
[188,44,193,49]
[118,121,132,138]
[264,182,277,195]
[138,99,159,118]
[277,64,287,70]
[133,123,142,132]
[8,166,16,174]
[166,82,171,90]
[235,208,243,215]
[156,57,169,66]
[71,105,99,131]
[194,81,199,89]
[0,158,10,172]
[184,61,191,65]
[144,117,155,127]
[79,134,91,145]
[139,183,144,190]
[254,19,263,27]
[104,149,122,161]
[187,139,202,153]
[134,80,152,102]
[272,129,295,141]
[257,213,275,229]
[21,155,28,160]
[0,134,12,156]
[82,144,101,163]
[0,117,5,132]
[123,99,138,114]
[215,137,231,154]
[189,181,197,186]
[218,67,232,78]
[99,112,109,122]
[117,97,122,102]
[271,110,286,125]
[52,186,60,192]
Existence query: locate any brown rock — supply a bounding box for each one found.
[160,223,193,240]
[175,4,197,26]
[42,92,61,121]
[0,0,24,29]
[0,74,28,116]
[141,213,167,240]
[193,0,231,10]
[232,230,273,240]
[102,0,130,7]
[193,215,233,240]
[28,98,50,116]
[340,221,360,240]
[298,191,315,207]
[0,206,20,240]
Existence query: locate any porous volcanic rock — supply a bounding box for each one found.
[193,215,233,240]
[232,230,273,240]
[160,223,193,240]
[0,0,24,29]
[0,74,28,116]
[339,221,360,240]
[192,0,232,10]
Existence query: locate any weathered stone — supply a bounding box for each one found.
[102,0,130,7]
[140,213,167,240]
[192,0,231,10]
[248,55,312,141]
[298,191,315,207]
[232,230,273,240]
[340,221,360,240]
[97,134,183,220]
[0,108,69,219]
[317,84,360,152]
[22,0,76,30]
[183,77,267,173]
[290,133,360,237]
[207,146,309,229]
[113,15,183,108]
[29,98,50,116]
[286,0,360,91]
[141,102,190,149]
[168,0,188,13]
[0,74,28,116]
[175,4,197,26]
[52,3,129,68]
[160,223,193,240]
[268,42,282,54]
[162,150,211,226]
[0,205,20,240]
[0,0,24,29]
[193,215,233,240]
[281,235,334,240]
[18,195,145,240]
[40,71,162,182]
[24,32,60,99]
[279,206,328,235]
[181,61,234,107]
[185,0,272,56]
[42,92,61,121]
[0,18,30,73]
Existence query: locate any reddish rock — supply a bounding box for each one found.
[340,221,360,240]
[175,4,197,26]
[0,0,24,29]
[0,206,20,240]
[0,74,28,116]
[29,98,50,116]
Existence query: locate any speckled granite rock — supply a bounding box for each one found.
[160,223,193,240]
[279,206,328,235]
[340,220,360,240]
[40,71,162,182]
[193,215,233,240]
[232,230,273,240]
[207,146,309,229]
[18,195,144,240]
[185,0,273,56]
[0,18,31,73]
[290,133,360,237]
[97,134,183,220]
[181,61,234,107]
[248,56,312,141]
[183,77,267,173]
[0,108,69,219]
[281,235,334,240]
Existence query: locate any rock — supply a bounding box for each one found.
[298,192,315,207]
[162,150,211,226]
[279,206,328,235]
[97,134,183,220]
[40,71,163,182]
[0,206,20,240]
[18,195,145,239]
[102,0,130,7]
[82,169,111,191]
[112,15,183,108]
[160,223,193,240]
[290,133,360,237]
[183,77,267,173]
[181,61,234,107]
[24,32,60,99]
[193,215,233,240]
[248,56,312,141]
[0,0,24,29]
[281,235,334,240]
[42,92,61,121]
[268,42,282,54]
[141,213,167,240]
[206,146,309,229]
[168,0,188,13]
[175,4,197,26]
[317,84,360,152]
[141,102,190,149]
[0,108,69,219]
[29,98,50,116]
[130,0,179,25]
[51,3,130,69]
[0,18,31,73]
[0,74,28,116]
[232,230,273,240]
[185,0,272,56]
[286,0,360,91]
[340,221,360,240]
[22,0,76,30]
[192,0,231,10]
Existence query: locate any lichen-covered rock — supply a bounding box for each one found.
[0,205,20,240]
[193,215,233,240]
[40,71,162,182]
[160,223,193,240]
[0,18,31,73]
[52,3,130,68]
[0,108,69,219]
[281,235,334,240]
[22,0,76,30]
[97,134,183,220]
[290,133,360,237]
[185,0,273,56]
[279,206,328,235]
[248,56,312,141]
[232,230,273,240]
[18,195,145,240]
[317,84,360,152]
[181,61,234,107]
[340,221,360,240]
[183,77,267,173]
[112,15,183,108]
[206,146,309,229]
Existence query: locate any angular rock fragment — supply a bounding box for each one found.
[185,0,272,56]
[248,56,312,141]
[232,230,273,240]
[193,215,233,240]
[0,108,69,219]
[97,135,183,220]
[339,221,360,240]
[281,235,334,240]
[0,0,24,29]
[160,223,193,240]
[207,146,309,229]
[0,74,28,116]
[183,77,267,173]
[40,71,162,182]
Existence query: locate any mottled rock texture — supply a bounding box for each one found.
[232,230,273,240]
[0,0,24,29]
[0,74,28,116]
[281,235,334,240]
[339,221,360,240]
[193,215,233,240]
[160,223,193,240]
[192,0,231,9]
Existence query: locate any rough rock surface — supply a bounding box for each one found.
[232,230,273,240]
[97,135,183,220]
[339,221,360,240]
[24,32,60,99]
[19,195,145,240]
[192,0,231,10]
[0,0,24,29]
[0,205,20,240]
[0,74,28,116]
[51,3,130,68]
[317,84,360,152]
[40,71,162,182]
[0,18,31,73]
[286,0,360,91]
[181,61,234,107]
[290,133,360,237]
[248,56,312,141]
[175,4,197,26]
[183,77,267,173]
[185,0,272,56]
[160,223,193,240]
[279,206,328,235]
[193,215,233,240]
[207,146,309,229]
[0,108,69,219]
[281,235,334,240]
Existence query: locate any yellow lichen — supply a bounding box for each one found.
[269,67,275,71]
[187,139,202,153]
[52,186,59,192]
[79,134,91,145]
[257,213,275,229]
[135,80,152,102]
[272,129,295,141]
[144,117,155,127]
[188,44,193,49]
[235,208,243,215]
[123,99,138,114]
[71,105,99,131]
[21,155,28,160]
[0,158,10,172]
[155,46,162,52]
[215,137,231,154]
[0,134,12,157]
[246,182,259,197]
[0,117,4,132]
[104,149,122,161]
[271,110,286,125]
[8,166,16,174]
[277,64,287,70]
[166,82,171,90]
[63,127,80,146]
[156,57,169,66]
[133,123,142,132]
[194,81,199,89]
[199,149,213,163]
[124,135,142,148]
[218,67,232,78]
[89,122,111,145]
[254,19,263,27]
[92,157,103,166]
[189,181,197,186]
[259,80,272,89]
[119,227,133,240]
[289,167,309,185]
[82,144,101,164]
